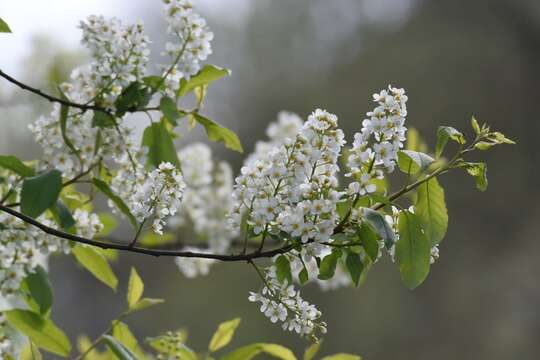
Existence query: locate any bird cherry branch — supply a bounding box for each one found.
[0,143,472,262]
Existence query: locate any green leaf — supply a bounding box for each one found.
[396,211,431,289]
[336,201,349,220]
[356,222,379,262]
[299,267,309,285]
[58,101,81,161]
[222,344,262,360]
[146,330,188,355]
[474,141,495,151]
[405,127,428,153]
[19,342,43,360]
[173,346,198,360]
[303,342,321,360]
[193,113,243,153]
[194,85,208,107]
[0,18,12,33]
[475,141,494,151]
[92,178,138,228]
[0,155,35,177]
[125,298,164,314]
[92,111,117,128]
[72,245,118,290]
[115,82,150,115]
[51,201,76,231]
[436,126,465,158]
[416,178,448,246]
[21,266,53,316]
[462,162,488,191]
[208,318,241,352]
[21,169,62,218]
[143,75,163,91]
[471,116,481,135]
[112,322,146,359]
[362,208,396,249]
[397,150,434,174]
[321,354,362,360]
[222,343,297,360]
[275,255,293,285]
[177,65,231,97]
[159,96,185,126]
[6,310,71,357]
[141,120,180,168]
[127,267,144,308]
[260,344,297,360]
[318,252,338,280]
[345,252,363,286]
[103,335,137,360]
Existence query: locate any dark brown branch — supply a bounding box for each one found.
[0,70,109,113]
[0,70,159,115]
[0,204,294,261]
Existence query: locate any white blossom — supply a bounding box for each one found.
[0,313,19,359]
[248,264,326,337]
[230,109,345,256]
[161,0,214,96]
[129,162,185,235]
[73,209,103,239]
[77,15,150,107]
[0,213,70,296]
[346,85,408,195]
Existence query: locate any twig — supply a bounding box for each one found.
[0,69,159,115]
[0,70,109,114]
[0,204,294,261]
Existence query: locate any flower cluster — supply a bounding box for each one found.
[248,265,326,337]
[0,213,70,296]
[161,0,214,95]
[129,162,185,235]
[29,0,212,195]
[346,86,408,195]
[73,209,104,239]
[75,15,150,107]
[230,109,345,257]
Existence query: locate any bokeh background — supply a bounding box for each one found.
[1,0,539,359]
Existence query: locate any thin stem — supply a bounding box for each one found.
[129,183,166,247]
[74,314,126,360]
[154,29,191,91]
[0,189,14,205]
[63,163,99,187]
[130,219,146,248]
